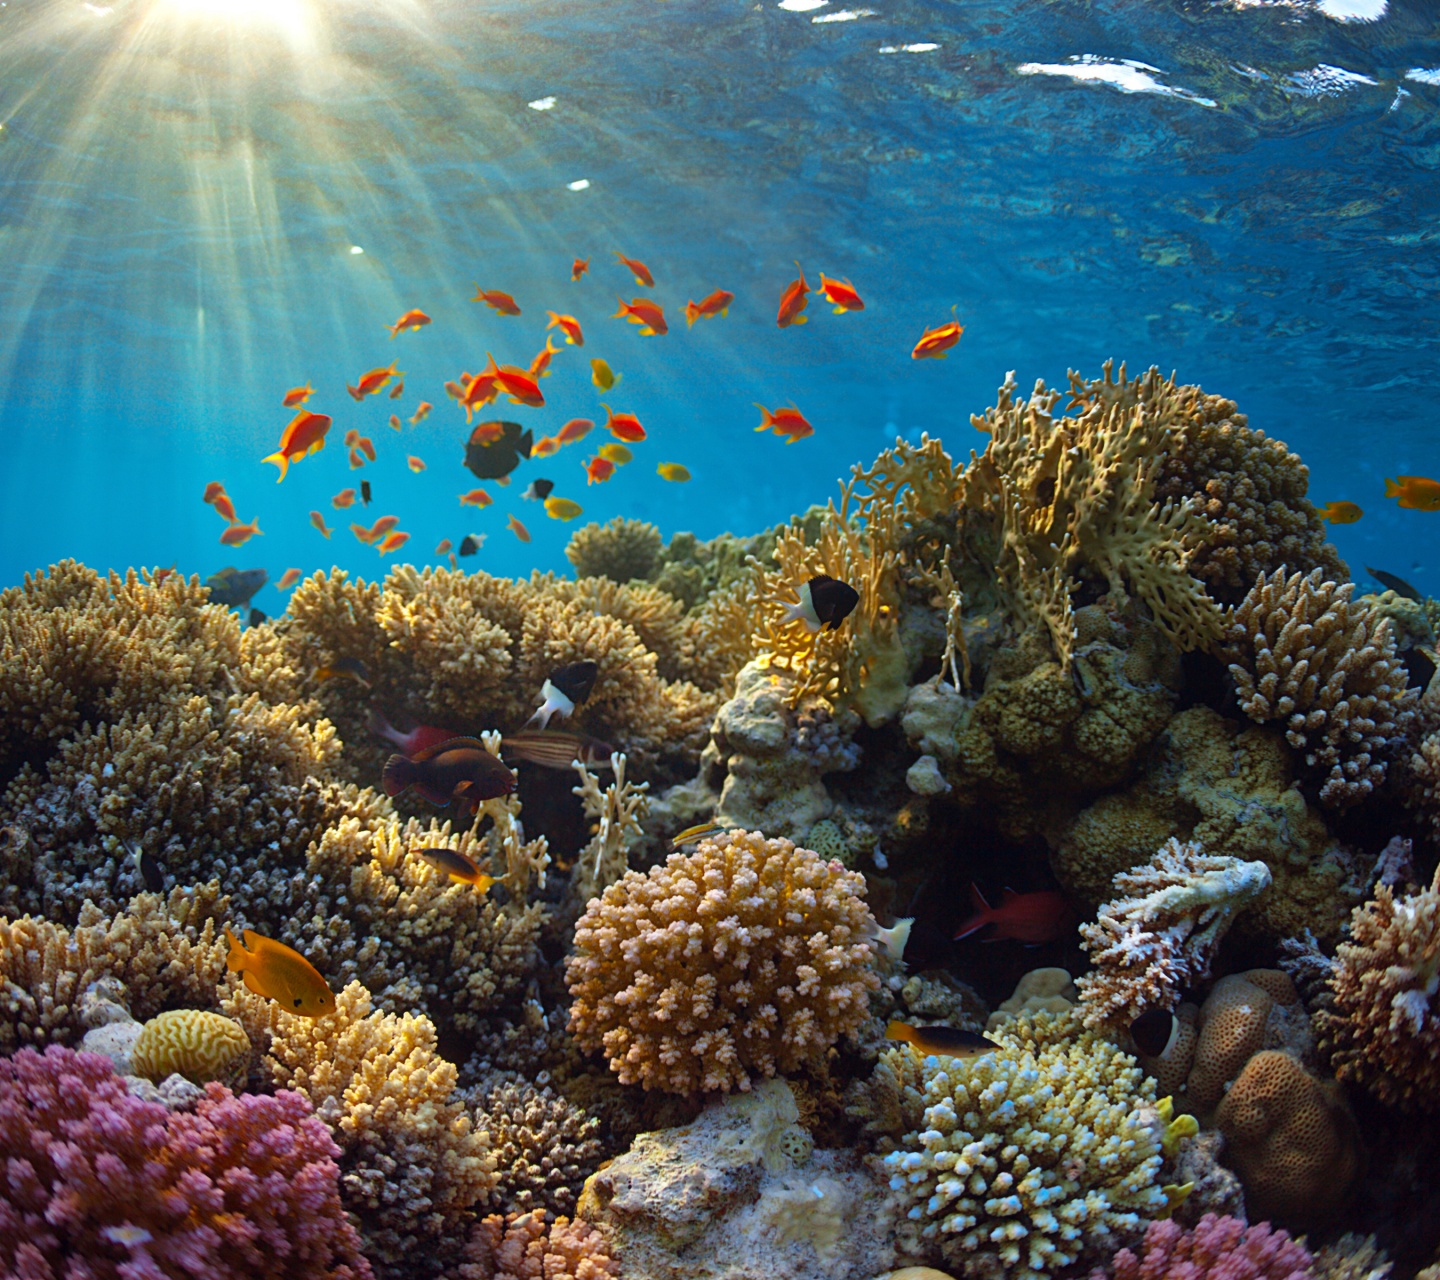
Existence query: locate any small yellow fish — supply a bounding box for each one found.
[671,821,727,849]
[590,357,618,391]
[885,1019,997,1059]
[657,462,690,483]
[225,927,336,1018]
[1320,501,1363,524]
[545,496,584,521]
[417,846,497,892]
[597,442,632,465]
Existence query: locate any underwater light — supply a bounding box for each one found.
[149,0,313,42]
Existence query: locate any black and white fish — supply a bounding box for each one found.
[779,574,859,633]
[526,660,598,730]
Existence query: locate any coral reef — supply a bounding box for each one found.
[0,1044,372,1278]
[1088,1214,1315,1280]
[985,967,1077,1031]
[568,751,650,909]
[1076,838,1271,1029]
[461,1211,621,1280]
[130,1007,251,1087]
[467,1080,604,1216]
[566,828,879,1094]
[565,517,665,584]
[1222,568,1419,808]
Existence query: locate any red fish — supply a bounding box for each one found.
[529,336,560,380]
[585,456,615,485]
[310,511,333,539]
[602,404,646,442]
[777,265,809,328]
[348,447,365,470]
[347,362,400,401]
[473,287,521,316]
[953,885,1071,944]
[685,289,734,327]
[377,530,410,555]
[277,568,301,591]
[389,414,403,432]
[546,311,585,346]
[572,257,590,281]
[282,384,313,408]
[754,403,813,444]
[508,513,531,543]
[459,488,493,508]
[352,515,399,545]
[460,368,500,422]
[444,379,465,401]
[434,538,453,556]
[220,518,262,547]
[262,410,332,481]
[912,311,964,360]
[388,308,431,338]
[818,273,864,313]
[382,735,516,814]
[557,418,594,446]
[531,435,561,458]
[368,708,463,757]
[389,379,406,400]
[487,353,544,407]
[332,489,357,509]
[614,252,654,287]
[410,401,432,425]
[407,456,426,473]
[202,480,226,504]
[357,436,377,463]
[612,297,668,336]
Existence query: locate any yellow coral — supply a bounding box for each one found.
[131,1008,250,1086]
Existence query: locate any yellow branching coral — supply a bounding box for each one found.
[566,829,880,1094]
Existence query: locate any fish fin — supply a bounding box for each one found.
[1001,887,1021,903]
[794,315,807,324]
[224,927,246,970]
[262,452,290,482]
[381,754,414,796]
[971,884,992,913]
[241,968,269,997]
[833,305,846,314]
[1384,478,1399,497]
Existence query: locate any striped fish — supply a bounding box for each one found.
[501,730,614,771]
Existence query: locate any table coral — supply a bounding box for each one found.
[1076,837,1272,1029]
[880,1010,1172,1280]
[1222,567,1419,809]
[0,1044,372,1279]
[1088,1213,1315,1280]
[566,827,879,1094]
[1314,865,1440,1112]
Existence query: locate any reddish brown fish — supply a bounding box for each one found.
[382,736,516,814]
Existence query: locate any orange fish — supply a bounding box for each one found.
[212,493,239,524]
[366,515,401,543]
[777,265,809,328]
[377,530,410,556]
[348,447,365,469]
[344,429,361,446]
[755,403,813,444]
[410,401,432,425]
[546,311,585,346]
[332,488,357,509]
[585,456,616,485]
[473,287,521,316]
[557,418,594,446]
[277,568,301,591]
[310,511,333,539]
[358,436,377,463]
[685,289,734,327]
[388,308,431,338]
[572,257,590,281]
[444,380,465,401]
[347,362,400,401]
[487,353,544,407]
[529,335,561,380]
[468,420,507,446]
[460,488,493,508]
[614,252,654,286]
[262,410,332,481]
[408,456,426,473]
[282,384,313,408]
[1385,476,1440,512]
[434,538,453,556]
[389,380,405,400]
[602,404,646,442]
[349,522,372,543]
[225,927,335,1019]
[531,435,561,458]
[1320,501,1363,525]
[613,296,667,336]
[912,310,964,359]
[460,368,500,423]
[389,414,403,432]
[818,273,864,313]
[220,518,262,546]
[508,514,531,543]
[202,480,227,504]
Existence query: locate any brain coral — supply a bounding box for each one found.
[565,828,880,1093]
[131,1008,251,1087]
[881,1011,1172,1280]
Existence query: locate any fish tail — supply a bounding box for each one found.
[223,927,246,971]
[381,753,415,797]
[611,298,629,319]
[1384,477,1400,497]
[953,884,993,941]
[262,452,290,482]
[884,1020,915,1045]
[686,305,699,328]
[347,385,363,401]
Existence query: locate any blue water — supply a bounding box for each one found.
[2,0,1438,598]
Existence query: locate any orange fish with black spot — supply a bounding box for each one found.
[1385,476,1440,512]
[262,410,332,481]
[226,927,335,1018]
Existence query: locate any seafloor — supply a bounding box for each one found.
[2,361,1438,1280]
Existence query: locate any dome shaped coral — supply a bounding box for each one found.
[565,828,879,1094]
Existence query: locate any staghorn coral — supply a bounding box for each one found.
[460,1212,620,1280]
[1077,838,1272,1029]
[0,1045,372,1279]
[569,751,650,908]
[565,516,664,583]
[467,1081,605,1216]
[1088,1214,1315,1280]
[1222,567,1419,808]
[131,1008,251,1087]
[880,1010,1174,1280]
[566,828,880,1094]
[1314,864,1440,1112]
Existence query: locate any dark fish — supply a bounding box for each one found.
[523,478,555,502]
[459,534,485,557]
[123,838,165,893]
[314,656,373,690]
[382,736,517,813]
[1365,566,1422,601]
[361,480,372,506]
[886,1020,997,1059]
[205,566,268,608]
[464,421,534,481]
[527,660,599,729]
[780,574,859,633]
[416,845,496,891]
[248,607,267,627]
[1130,1008,1180,1059]
[502,730,615,771]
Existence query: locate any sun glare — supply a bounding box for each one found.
[148,0,315,44]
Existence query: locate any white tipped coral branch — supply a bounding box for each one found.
[477,730,550,896]
[570,752,649,904]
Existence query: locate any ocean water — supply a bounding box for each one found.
[0,0,1437,593]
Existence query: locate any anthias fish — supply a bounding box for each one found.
[572,257,590,281]
[952,884,1070,944]
[612,296,667,336]
[282,383,313,407]
[912,311,964,359]
[508,514,531,542]
[205,567,267,608]
[780,574,859,633]
[346,361,401,401]
[546,311,585,345]
[818,272,864,313]
[558,418,594,445]
[754,403,813,444]
[367,708,461,757]
[1130,1008,1181,1059]
[473,286,522,316]
[602,404,646,442]
[220,518,262,547]
[277,568,301,591]
[528,660,599,731]
[416,846,497,892]
[685,289,733,327]
[529,336,560,380]
[388,307,431,337]
[310,511,333,539]
[776,264,809,327]
[502,730,615,771]
[1367,566,1423,600]
[886,1020,997,1059]
[226,927,336,1018]
[263,409,332,481]
[382,736,517,812]
[614,251,654,287]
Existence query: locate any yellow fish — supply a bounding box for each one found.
[590,357,618,391]
[597,442,632,465]
[417,846,497,892]
[885,1019,997,1059]
[225,927,335,1018]
[671,821,727,849]
[545,496,584,521]
[1320,500,1363,524]
[657,462,690,483]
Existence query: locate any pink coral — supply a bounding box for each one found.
[1091,1214,1314,1280]
[0,1045,372,1280]
[459,1212,619,1280]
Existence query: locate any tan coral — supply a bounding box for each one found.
[566,829,879,1094]
[131,1008,250,1087]
[568,752,650,908]
[469,1081,605,1216]
[564,516,664,583]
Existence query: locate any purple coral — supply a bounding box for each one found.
[0,1045,373,1279]
[1090,1214,1314,1280]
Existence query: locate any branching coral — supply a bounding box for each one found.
[1077,838,1272,1029]
[1089,1214,1315,1280]
[880,1010,1173,1279]
[1223,567,1419,808]
[566,828,879,1093]
[468,1081,604,1216]
[460,1211,620,1280]
[0,1045,372,1279]
[1314,865,1440,1112]
[568,751,649,908]
[564,516,664,583]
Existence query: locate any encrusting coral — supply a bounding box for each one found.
[1222,567,1419,808]
[1076,837,1271,1029]
[0,1044,373,1279]
[566,828,880,1094]
[1088,1213,1315,1280]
